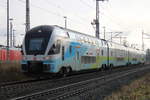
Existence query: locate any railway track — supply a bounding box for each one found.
[0,64,148,100]
[0,78,40,87]
[0,70,108,100]
[11,65,150,100]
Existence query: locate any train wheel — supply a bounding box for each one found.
[101,64,106,71]
[98,66,102,71]
[59,67,68,77]
[68,67,72,75]
[110,64,113,70]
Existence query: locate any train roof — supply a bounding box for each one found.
[53,25,103,40]
[53,25,141,50]
[29,25,144,52]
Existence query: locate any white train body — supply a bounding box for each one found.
[21,25,145,74]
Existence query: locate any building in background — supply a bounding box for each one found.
[0,45,22,62]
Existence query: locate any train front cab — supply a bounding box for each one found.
[21,25,57,74]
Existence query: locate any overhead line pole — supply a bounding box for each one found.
[7,0,9,61]
[64,16,67,29]
[10,21,12,47]
[26,0,30,32]
[9,18,13,48]
[95,0,107,39]
[103,26,106,40]
[95,0,100,38]
[142,30,144,51]
[13,29,16,47]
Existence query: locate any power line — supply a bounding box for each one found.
[80,0,95,9]
[18,0,92,32]
[18,0,62,17]
[0,2,6,8]
[42,0,92,24]
[101,4,131,31]
[80,0,120,32]
[42,0,92,26]
[0,4,6,8]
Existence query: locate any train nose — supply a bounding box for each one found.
[28,61,43,73]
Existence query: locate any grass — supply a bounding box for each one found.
[0,62,29,82]
[105,73,150,100]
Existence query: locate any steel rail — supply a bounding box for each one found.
[12,65,150,100]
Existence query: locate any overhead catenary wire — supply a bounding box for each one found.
[101,3,132,32]
[42,0,95,32]
[0,2,6,8]
[16,0,128,38]
[18,0,62,17]
[79,1,130,33]
[79,0,125,38]
[16,0,129,39]
[76,0,124,39]
[80,0,95,9]
[19,0,82,23]
[42,0,93,26]
[18,0,93,33]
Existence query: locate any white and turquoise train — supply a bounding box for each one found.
[21,25,145,75]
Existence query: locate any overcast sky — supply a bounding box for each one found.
[0,0,150,49]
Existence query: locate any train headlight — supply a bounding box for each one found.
[44,56,51,60]
[23,56,27,60]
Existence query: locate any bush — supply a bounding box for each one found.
[0,62,28,82]
[105,73,150,100]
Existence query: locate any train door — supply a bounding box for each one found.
[107,42,109,67]
[128,50,130,64]
[62,46,65,61]
[104,41,109,67]
[75,48,80,71]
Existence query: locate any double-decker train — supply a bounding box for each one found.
[21,25,145,76]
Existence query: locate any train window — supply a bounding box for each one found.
[81,37,84,43]
[29,38,44,51]
[83,37,85,42]
[101,50,104,56]
[89,39,91,44]
[81,56,84,64]
[93,41,95,45]
[111,51,113,56]
[81,56,96,64]
[95,41,98,46]
[66,32,70,38]
[87,38,90,43]
[85,37,87,43]
[91,40,94,45]
[25,26,53,55]
[69,45,72,55]
[48,40,61,55]
[62,46,64,61]
[77,51,79,60]
[104,41,107,45]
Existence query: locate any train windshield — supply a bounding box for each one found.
[25,26,53,55]
[29,38,44,51]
